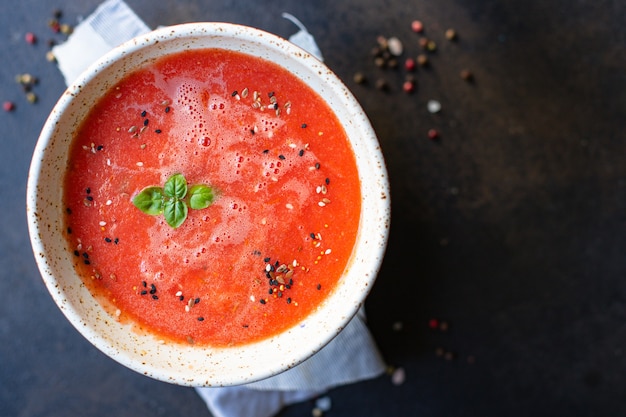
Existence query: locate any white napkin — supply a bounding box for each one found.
[52,1,386,416]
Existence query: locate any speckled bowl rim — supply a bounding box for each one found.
[27,22,390,387]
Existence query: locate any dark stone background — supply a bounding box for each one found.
[1,0,624,416]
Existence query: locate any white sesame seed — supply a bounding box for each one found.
[99,221,106,226]
[175,291,183,297]
[136,162,144,167]
[265,264,272,272]
[325,249,332,255]
[289,143,297,148]
[286,203,294,210]
[316,186,322,194]
[250,295,255,302]
[318,201,326,207]
[106,199,112,206]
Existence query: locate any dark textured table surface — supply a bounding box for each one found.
[1,1,625,416]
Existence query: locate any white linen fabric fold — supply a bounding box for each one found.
[52,1,386,415]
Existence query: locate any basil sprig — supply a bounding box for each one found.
[132,173,215,228]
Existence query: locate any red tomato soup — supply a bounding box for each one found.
[64,49,361,347]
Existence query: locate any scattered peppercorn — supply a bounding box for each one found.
[26,92,37,104]
[3,101,15,112]
[411,20,424,33]
[387,37,403,56]
[428,129,440,140]
[59,24,73,35]
[25,32,37,44]
[353,72,367,84]
[375,78,389,91]
[445,28,457,41]
[460,69,474,82]
[404,58,416,71]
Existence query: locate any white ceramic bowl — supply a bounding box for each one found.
[27,22,390,386]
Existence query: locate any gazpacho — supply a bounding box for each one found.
[63,48,361,347]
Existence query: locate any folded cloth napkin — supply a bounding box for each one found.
[52,1,386,416]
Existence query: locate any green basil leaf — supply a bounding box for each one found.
[163,199,188,228]
[189,184,215,210]
[164,173,187,199]
[132,187,164,215]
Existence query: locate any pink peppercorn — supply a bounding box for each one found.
[3,101,15,112]
[428,318,439,329]
[411,20,424,33]
[428,129,440,140]
[25,32,37,44]
[404,57,416,71]
[403,80,415,93]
